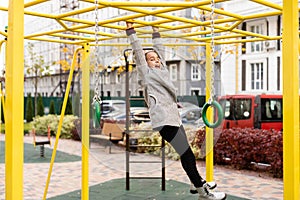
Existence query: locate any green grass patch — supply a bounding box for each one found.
[0,141,81,163]
[0,122,33,134]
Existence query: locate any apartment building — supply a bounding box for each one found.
[21,0,221,98]
[2,1,292,99]
[220,0,298,95]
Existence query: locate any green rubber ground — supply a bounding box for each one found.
[48,178,251,200]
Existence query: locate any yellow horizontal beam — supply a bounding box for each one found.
[0,1,289,45]
[117,5,272,40]
[56,5,105,19]
[49,33,94,41]
[0,30,8,38]
[250,0,282,11]
[82,0,228,7]
[24,0,49,8]
[0,40,6,54]
[218,37,281,45]
[198,5,244,20]
[28,36,87,45]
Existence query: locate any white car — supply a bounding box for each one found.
[101,100,202,125]
[178,102,202,125]
[100,100,126,119]
[100,100,150,123]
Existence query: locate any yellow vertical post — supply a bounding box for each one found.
[5,0,24,200]
[282,1,299,199]
[81,43,90,200]
[235,43,239,94]
[43,48,81,200]
[0,83,2,135]
[205,42,214,182]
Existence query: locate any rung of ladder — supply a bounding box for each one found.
[129,160,162,163]
[127,129,154,133]
[130,177,163,179]
[130,145,161,148]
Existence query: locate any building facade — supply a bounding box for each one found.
[22,0,221,99]
[2,1,294,99]
[220,0,299,95]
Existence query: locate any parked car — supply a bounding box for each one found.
[101,100,203,126]
[111,107,151,123]
[117,101,202,124]
[100,100,150,123]
[101,100,126,118]
[179,102,202,124]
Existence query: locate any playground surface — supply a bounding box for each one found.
[0,134,283,200]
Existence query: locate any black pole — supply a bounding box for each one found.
[124,49,130,190]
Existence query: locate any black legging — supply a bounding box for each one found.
[158,125,205,188]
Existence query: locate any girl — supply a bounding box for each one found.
[126,21,226,200]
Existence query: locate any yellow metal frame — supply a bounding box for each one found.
[0,0,285,46]
[1,1,299,200]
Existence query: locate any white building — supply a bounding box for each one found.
[220,0,299,95]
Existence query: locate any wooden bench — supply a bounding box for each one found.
[90,120,125,153]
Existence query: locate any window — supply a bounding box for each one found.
[116,74,121,83]
[261,98,282,120]
[191,64,201,81]
[139,90,144,97]
[251,62,264,90]
[220,98,252,120]
[169,64,177,81]
[250,23,266,53]
[105,74,110,84]
[191,88,201,96]
[117,91,121,97]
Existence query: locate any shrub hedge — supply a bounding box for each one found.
[134,125,283,178]
[31,114,78,139]
[192,127,283,178]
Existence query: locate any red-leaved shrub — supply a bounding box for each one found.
[192,127,283,178]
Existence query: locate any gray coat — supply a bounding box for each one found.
[127,29,182,129]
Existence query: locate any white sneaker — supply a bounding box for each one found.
[190,181,217,194]
[196,187,226,200]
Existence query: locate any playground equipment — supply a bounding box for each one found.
[91,0,103,127]
[1,1,299,200]
[201,0,223,129]
[123,48,166,190]
[32,125,51,158]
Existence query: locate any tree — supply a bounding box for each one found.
[25,93,34,122]
[37,94,44,116]
[65,97,73,115]
[25,42,51,116]
[72,92,80,116]
[49,100,56,115]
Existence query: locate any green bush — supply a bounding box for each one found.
[192,127,283,178]
[1,123,33,134]
[32,114,78,139]
[137,132,180,160]
[37,94,44,116]
[24,123,33,134]
[60,97,73,115]
[49,100,56,114]
[73,92,80,117]
[26,93,34,122]
[67,97,73,115]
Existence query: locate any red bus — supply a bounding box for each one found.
[218,94,283,131]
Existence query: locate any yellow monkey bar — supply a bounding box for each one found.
[0,0,290,46]
[1,0,299,200]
